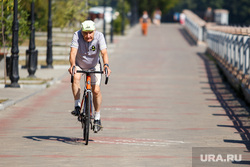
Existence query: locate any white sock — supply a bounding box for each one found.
[75,99,80,107]
[95,111,101,120]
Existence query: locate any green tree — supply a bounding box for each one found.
[172,0,250,25]
[18,0,47,31]
[52,0,99,30]
[173,0,197,12]
[0,0,29,84]
[223,0,250,25]
[136,0,179,17]
[0,0,29,49]
[113,0,130,34]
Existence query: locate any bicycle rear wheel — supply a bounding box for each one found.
[83,92,91,145]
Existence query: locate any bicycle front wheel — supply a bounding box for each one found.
[83,92,91,145]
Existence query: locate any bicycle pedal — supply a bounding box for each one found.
[78,114,84,121]
[90,122,93,130]
[77,116,81,122]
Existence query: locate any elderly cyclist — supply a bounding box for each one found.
[68,20,111,132]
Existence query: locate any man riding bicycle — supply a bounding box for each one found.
[68,20,111,132]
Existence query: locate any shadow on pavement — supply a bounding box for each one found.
[23,135,93,145]
[232,160,250,165]
[178,28,197,46]
[197,52,250,151]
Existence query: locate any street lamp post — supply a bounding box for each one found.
[103,0,106,39]
[46,0,53,68]
[121,0,125,35]
[9,0,20,87]
[26,0,38,77]
[130,0,138,27]
[110,0,114,43]
[110,8,114,43]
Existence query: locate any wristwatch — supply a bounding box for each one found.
[104,63,109,67]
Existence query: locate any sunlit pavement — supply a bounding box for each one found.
[0,24,249,167]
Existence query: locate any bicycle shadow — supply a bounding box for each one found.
[23,135,93,145]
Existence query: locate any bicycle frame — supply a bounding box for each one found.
[81,74,93,116]
[71,66,108,145]
[80,72,96,145]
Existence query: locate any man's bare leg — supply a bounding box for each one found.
[71,73,81,115]
[92,85,102,116]
[92,84,103,132]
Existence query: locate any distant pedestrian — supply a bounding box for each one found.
[173,12,180,22]
[204,7,213,22]
[179,13,186,25]
[153,8,162,26]
[139,11,151,36]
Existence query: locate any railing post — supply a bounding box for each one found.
[223,32,227,60]
[234,31,239,68]
[238,34,243,71]
[248,34,250,75]
[243,35,249,75]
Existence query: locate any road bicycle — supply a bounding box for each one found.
[71,66,108,145]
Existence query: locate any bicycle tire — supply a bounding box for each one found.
[83,92,91,145]
[81,94,86,141]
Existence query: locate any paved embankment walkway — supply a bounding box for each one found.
[0,23,250,167]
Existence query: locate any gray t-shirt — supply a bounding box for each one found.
[71,30,107,69]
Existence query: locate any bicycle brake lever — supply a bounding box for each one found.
[71,66,75,83]
[104,67,109,85]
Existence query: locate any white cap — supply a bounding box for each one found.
[81,20,95,32]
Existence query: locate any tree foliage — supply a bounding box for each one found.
[173,0,250,25]
[136,0,179,17]
[113,0,130,34]
[21,0,100,31]
[223,0,250,25]
[0,0,29,48]
[52,0,98,30]
[19,0,47,31]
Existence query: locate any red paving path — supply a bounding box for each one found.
[0,24,250,166]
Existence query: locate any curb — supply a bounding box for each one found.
[0,70,68,111]
[0,100,15,110]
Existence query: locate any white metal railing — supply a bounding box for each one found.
[183,10,250,77]
[183,9,250,103]
[183,10,206,44]
[206,26,250,75]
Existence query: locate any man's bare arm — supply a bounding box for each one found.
[68,47,78,74]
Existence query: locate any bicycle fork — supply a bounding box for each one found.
[80,77,94,128]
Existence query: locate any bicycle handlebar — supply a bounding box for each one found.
[76,70,103,74]
[71,66,109,85]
